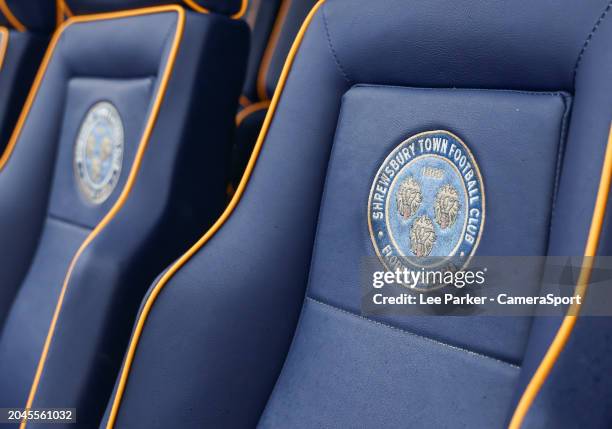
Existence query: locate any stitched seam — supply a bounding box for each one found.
[322,3,351,84]
[47,214,93,232]
[159,21,177,68]
[550,94,571,220]
[573,0,612,83]
[306,296,520,369]
[540,94,571,304]
[354,83,567,98]
[303,88,352,302]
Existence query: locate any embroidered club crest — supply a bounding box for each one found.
[368,130,485,291]
[74,102,124,204]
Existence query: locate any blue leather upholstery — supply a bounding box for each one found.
[105,0,612,427]
[0,6,248,428]
[0,0,56,32]
[65,0,246,17]
[261,297,519,428]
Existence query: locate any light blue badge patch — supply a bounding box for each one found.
[368,130,485,291]
[74,102,124,205]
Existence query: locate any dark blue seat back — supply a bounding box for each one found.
[0,2,248,426]
[104,0,612,428]
[0,0,53,160]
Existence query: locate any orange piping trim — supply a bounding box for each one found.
[239,94,252,107]
[62,0,73,17]
[244,0,259,28]
[257,0,291,100]
[0,27,7,70]
[0,0,25,32]
[18,6,185,428]
[230,100,271,199]
[104,2,326,427]
[226,182,235,198]
[235,99,270,126]
[55,0,63,28]
[183,0,249,19]
[509,123,612,428]
[56,0,73,27]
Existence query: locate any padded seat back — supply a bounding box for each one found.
[0,0,54,156]
[0,1,248,426]
[104,0,612,428]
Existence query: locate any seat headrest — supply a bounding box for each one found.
[0,0,57,33]
[64,0,248,18]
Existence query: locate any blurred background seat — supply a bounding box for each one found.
[0,1,249,426]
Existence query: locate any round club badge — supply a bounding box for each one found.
[74,102,124,204]
[368,130,485,291]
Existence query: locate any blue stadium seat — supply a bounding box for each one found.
[101,0,612,428]
[0,0,248,426]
